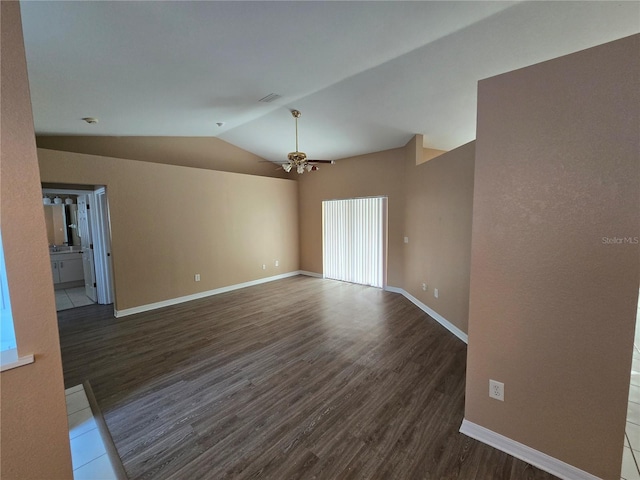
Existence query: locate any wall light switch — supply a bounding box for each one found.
[404,236,409,244]
[434,288,439,298]
[275,260,279,267]
[262,264,266,270]
[194,274,200,282]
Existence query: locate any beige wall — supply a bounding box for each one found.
[466,34,639,479]
[40,133,474,330]
[404,142,475,333]
[298,139,475,337]
[36,136,289,179]
[297,148,406,287]
[0,2,74,478]
[38,149,299,311]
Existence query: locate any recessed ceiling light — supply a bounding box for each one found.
[82,117,98,124]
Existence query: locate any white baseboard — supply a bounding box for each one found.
[459,419,601,480]
[385,286,468,343]
[384,285,404,295]
[299,270,323,278]
[115,271,302,317]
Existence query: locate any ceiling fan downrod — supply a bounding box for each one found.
[286,109,309,174]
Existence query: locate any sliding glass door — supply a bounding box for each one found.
[322,197,386,288]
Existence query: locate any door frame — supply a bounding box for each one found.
[42,187,115,310]
[77,194,97,302]
[92,187,114,304]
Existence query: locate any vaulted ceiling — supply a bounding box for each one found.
[20,1,639,163]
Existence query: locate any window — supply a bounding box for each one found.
[0,231,34,371]
[0,231,16,352]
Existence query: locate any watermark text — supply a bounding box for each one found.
[602,236,639,245]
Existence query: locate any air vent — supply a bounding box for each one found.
[258,93,282,103]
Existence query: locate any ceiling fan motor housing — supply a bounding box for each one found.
[287,151,307,164]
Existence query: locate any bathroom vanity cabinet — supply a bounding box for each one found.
[50,252,84,284]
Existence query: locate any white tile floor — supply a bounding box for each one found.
[65,384,118,480]
[622,299,640,480]
[56,287,95,311]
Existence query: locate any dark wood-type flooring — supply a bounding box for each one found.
[57,276,557,479]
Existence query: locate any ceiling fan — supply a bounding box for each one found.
[279,110,335,174]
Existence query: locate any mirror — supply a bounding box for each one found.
[44,204,80,246]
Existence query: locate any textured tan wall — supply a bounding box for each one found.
[0,2,73,478]
[38,149,299,311]
[298,141,474,333]
[404,142,475,333]
[36,136,289,179]
[466,34,639,479]
[297,148,406,287]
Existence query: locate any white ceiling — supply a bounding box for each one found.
[20,1,639,163]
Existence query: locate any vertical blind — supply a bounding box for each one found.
[322,197,386,288]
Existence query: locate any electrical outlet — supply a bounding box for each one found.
[404,236,409,244]
[262,264,266,270]
[434,288,439,298]
[422,283,427,291]
[489,380,504,401]
[275,260,279,267]
[194,274,200,282]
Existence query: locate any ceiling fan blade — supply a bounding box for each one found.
[307,159,335,164]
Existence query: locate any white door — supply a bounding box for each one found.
[77,195,97,302]
[94,188,114,304]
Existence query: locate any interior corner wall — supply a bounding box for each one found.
[297,148,406,286]
[36,135,290,179]
[466,34,639,479]
[0,2,74,478]
[403,142,475,334]
[37,149,300,312]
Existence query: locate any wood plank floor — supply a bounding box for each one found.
[57,276,557,480]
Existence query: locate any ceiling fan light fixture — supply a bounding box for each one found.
[280,110,333,174]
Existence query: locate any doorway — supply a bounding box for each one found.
[622,290,640,479]
[322,196,387,288]
[42,185,114,312]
